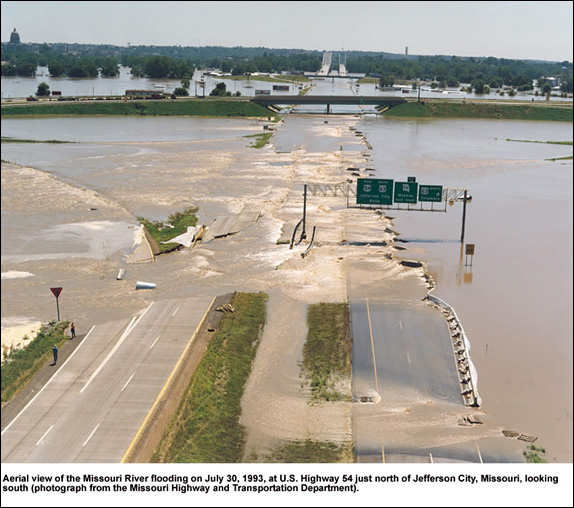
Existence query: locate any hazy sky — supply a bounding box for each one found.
[2,1,573,62]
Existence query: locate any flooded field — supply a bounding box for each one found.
[1,108,572,461]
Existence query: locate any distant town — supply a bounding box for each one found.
[2,28,572,96]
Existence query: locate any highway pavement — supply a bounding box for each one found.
[1,296,212,463]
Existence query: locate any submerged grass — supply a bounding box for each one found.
[1,321,70,403]
[137,206,199,254]
[255,439,354,463]
[302,303,352,403]
[245,132,274,148]
[1,137,72,143]
[151,292,268,463]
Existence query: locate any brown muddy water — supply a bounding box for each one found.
[1,113,572,462]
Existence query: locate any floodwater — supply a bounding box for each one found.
[360,117,573,462]
[2,65,570,103]
[1,100,572,462]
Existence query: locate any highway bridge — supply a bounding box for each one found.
[251,95,407,113]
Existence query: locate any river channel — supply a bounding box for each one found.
[1,83,572,462]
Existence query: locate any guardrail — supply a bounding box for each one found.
[427,292,481,407]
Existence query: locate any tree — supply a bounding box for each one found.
[173,87,189,96]
[48,60,66,77]
[36,82,50,96]
[210,82,230,96]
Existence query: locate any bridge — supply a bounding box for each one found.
[250,95,407,113]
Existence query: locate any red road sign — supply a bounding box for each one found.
[50,287,63,298]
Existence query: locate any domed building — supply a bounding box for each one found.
[10,28,21,44]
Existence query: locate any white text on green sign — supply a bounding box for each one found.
[394,182,418,204]
[418,185,443,202]
[356,178,393,205]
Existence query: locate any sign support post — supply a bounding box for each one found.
[461,190,468,243]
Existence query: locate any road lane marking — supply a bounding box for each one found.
[121,373,136,392]
[79,316,136,394]
[366,299,379,394]
[475,441,484,463]
[149,335,160,350]
[171,305,180,317]
[80,302,154,394]
[399,320,403,330]
[122,297,215,463]
[1,325,95,437]
[36,425,53,446]
[406,350,411,365]
[83,422,101,447]
[429,453,434,463]
[381,441,386,463]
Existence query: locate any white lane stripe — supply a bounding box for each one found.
[121,373,135,392]
[79,316,136,394]
[1,325,95,436]
[429,453,434,464]
[82,422,101,447]
[399,320,403,330]
[149,335,160,350]
[476,441,484,463]
[35,425,53,446]
[79,302,154,394]
[171,305,180,317]
[406,351,411,365]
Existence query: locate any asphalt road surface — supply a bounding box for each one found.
[1,296,212,463]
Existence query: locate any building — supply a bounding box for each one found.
[9,28,20,44]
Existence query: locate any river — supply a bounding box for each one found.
[1,79,572,462]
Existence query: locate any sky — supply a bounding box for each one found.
[1,1,573,62]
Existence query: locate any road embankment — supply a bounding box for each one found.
[384,100,573,121]
[1,98,279,118]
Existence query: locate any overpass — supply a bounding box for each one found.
[251,95,407,113]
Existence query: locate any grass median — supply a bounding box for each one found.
[151,292,268,463]
[302,302,352,403]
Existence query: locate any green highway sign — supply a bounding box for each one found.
[356,178,393,205]
[394,181,418,204]
[418,185,443,202]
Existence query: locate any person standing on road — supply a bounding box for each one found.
[52,345,58,364]
[70,322,76,338]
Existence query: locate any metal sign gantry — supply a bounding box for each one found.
[303,181,472,242]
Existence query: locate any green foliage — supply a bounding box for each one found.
[1,321,70,402]
[262,439,354,463]
[173,87,189,96]
[383,101,573,121]
[1,99,278,119]
[138,206,199,253]
[246,132,273,148]
[302,303,351,403]
[151,292,268,463]
[523,444,547,463]
[36,82,50,96]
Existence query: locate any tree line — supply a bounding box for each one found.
[2,43,572,93]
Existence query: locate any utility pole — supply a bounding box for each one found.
[301,184,307,240]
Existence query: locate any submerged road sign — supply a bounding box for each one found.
[419,185,443,202]
[394,181,418,204]
[356,178,393,205]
